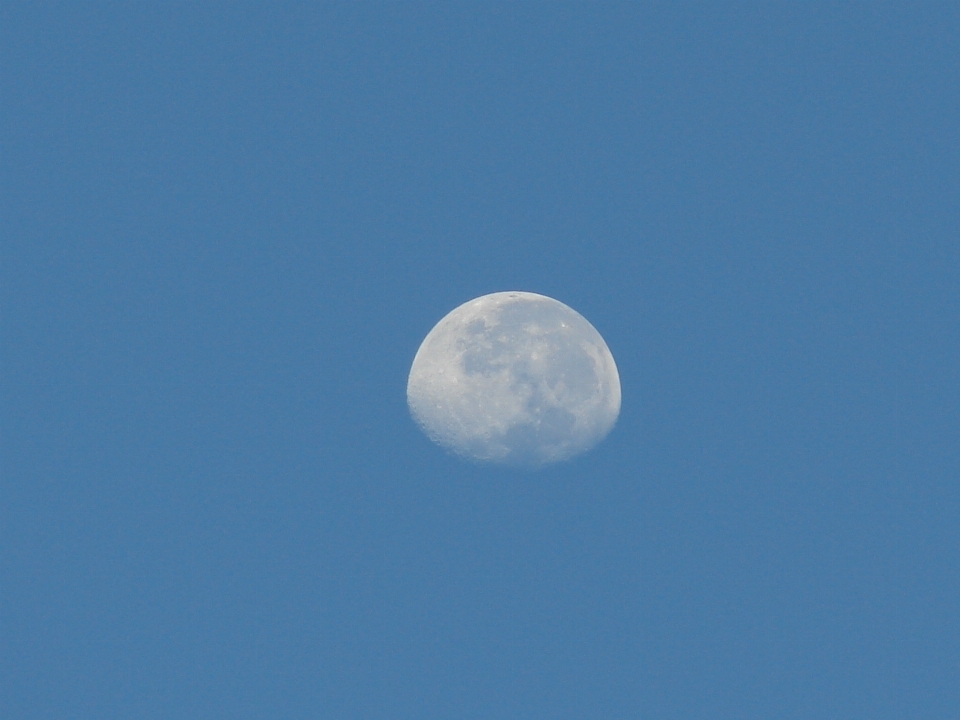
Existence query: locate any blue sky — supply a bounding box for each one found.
[3,4,958,718]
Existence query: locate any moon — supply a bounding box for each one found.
[406,291,621,466]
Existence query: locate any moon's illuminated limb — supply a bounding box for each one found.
[406,291,621,466]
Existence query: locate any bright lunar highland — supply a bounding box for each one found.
[407,291,621,466]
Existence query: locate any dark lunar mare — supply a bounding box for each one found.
[459,298,605,465]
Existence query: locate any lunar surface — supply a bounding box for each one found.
[406,291,621,466]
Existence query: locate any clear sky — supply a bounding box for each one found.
[3,4,958,718]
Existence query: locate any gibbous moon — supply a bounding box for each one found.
[407,291,621,466]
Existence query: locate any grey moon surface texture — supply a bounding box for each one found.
[407,291,621,466]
